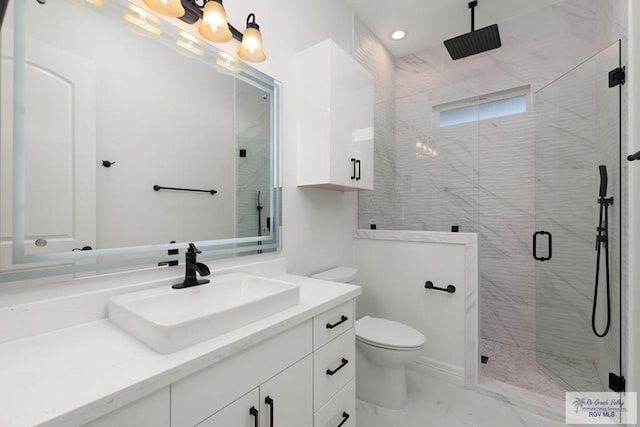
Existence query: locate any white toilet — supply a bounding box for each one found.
[311,267,426,410]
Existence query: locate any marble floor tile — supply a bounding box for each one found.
[356,369,565,427]
[480,339,603,400]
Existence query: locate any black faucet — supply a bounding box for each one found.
[172,243,211,289]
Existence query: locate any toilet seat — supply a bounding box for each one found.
[356,316,425,351]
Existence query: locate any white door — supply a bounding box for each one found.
[1,31,96,270]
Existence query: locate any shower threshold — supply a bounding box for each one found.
[476,339,605,420]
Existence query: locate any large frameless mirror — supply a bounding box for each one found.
[0,0,281,282]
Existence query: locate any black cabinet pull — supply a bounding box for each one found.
[350,158,356,180]
[533,231,552,261]
[250,406,259,427]
[326,358,349,376]
[265,396,274,427]
[356,160,361,180]
[326,315,348,329]
[337,411,350,427]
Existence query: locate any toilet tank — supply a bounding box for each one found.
[311,267,357,283]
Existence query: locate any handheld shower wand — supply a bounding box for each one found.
[591,165,613,337]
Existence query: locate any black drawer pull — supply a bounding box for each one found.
[326,358,349,376]
[326,315,348,329]
[337,411,350,427]
[350,158,356,180]
[250,406,259,427]
[265,396,274,427]
[356,160,361,180]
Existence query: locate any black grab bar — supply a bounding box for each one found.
[424,281,456,294]
[153,185,217,195]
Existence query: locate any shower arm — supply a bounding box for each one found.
[469,1,477,32]
[628,150,640,161]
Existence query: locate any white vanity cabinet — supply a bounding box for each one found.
[80,298,357,427]
[312,301,356,426]
[197,355,312,427]
[82,387,170,427]
[296,39,374,192]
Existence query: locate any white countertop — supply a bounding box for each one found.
[0,274,360,427]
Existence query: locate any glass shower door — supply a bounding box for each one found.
[534,41,622,393]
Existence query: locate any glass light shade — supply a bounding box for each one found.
[238,26,266,63]
[124,4,163,36]
[176,31,206,57]
[198,1,232,43]
[143,0,185,18]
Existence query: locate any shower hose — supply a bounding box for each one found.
[591,166,612,338]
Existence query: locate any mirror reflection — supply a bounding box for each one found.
[0,0,279,279]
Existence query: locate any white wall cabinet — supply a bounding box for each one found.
[83,300,356,427]
[296,39,374,191]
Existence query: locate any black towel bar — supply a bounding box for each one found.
[424,281,456,294]
[153,185,217,195]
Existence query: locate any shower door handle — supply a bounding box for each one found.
[533,231,552,261]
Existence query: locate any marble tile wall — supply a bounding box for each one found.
[353,17,397,230]
[236,81,271,241]
[357,0,627,380]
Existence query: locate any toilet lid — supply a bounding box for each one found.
[311,267,357,283]
[356,316,425,349]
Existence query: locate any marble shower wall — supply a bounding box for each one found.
[358,0,627,369]
[236,81,271,242]
[353,17,397,230]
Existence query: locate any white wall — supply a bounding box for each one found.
[353,236,467,376]
[215,0,358,276]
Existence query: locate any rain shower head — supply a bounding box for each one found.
[444,1,501,60]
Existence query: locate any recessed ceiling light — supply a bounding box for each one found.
[391,30,406,40]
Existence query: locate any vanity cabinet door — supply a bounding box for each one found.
[260,354,313,427]
[197,389,259,427]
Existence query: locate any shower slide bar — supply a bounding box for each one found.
[424,281,456,294]
[153,185,218,195]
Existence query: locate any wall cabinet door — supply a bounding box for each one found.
[197,389,260,427]
[297,39,374,192]
[260,354,313,427]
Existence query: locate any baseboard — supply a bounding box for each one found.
[408,355,465,386]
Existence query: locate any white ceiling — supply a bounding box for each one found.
[345,0,561,58]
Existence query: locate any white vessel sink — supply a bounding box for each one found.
[108,273,300,353]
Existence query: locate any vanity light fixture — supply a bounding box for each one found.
[198,0,232,42]
[237,14,266,63]
[143,0,185,18]
[391,30,406,40]
[124,3,163,36]
[142,0,266,63]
